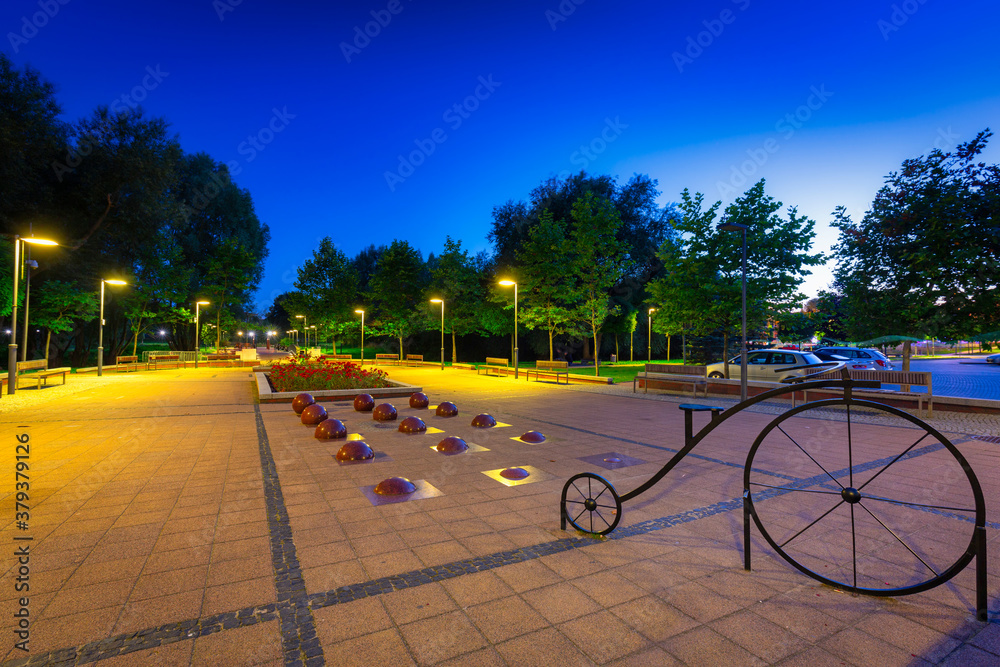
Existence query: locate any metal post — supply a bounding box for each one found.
[513,283,518,379]
[740,227,747,402]
[194,303,200,369]
[360,313,364,365]
[648,315,652,362]
[8,237,20,395]
[440,301,445,370]
[97,281,105,376]
[21,254,31,362]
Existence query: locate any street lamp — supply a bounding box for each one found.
[20,259,38,362]
[430,298,445,370]
[355,310,365,365]
[719,221,748,402]
[295,315,307,348]
[8,235,57,395]
[194,300,210,368]
[648,308,656,362]
[498,280,519,379]
[97,279,128,376]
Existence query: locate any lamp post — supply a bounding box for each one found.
[194,301,210,368]
[20,259,38,362]
[498,280,518,379]
[8,235,57,395]
[97,279,128,376]
[249,331,256,349]
[355,310,365,365]
[720,221,748,402]
[295,315,307,349]
[648,308,656,362]
[430,299,445,370]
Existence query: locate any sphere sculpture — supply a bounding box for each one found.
[471,413,497,428]
[520,431,546,443]
[500,467,530,480]
[315,418,347,440]
[292,393,315,415]
[409,392,429,409]
[435,436,468,454]
[354,394,375,412]
[398,416,426,434]
[435,402,458,417]
[372,403,398,422]
[336,440,374,462]
[301,403,328,426]
[374,476,416,496]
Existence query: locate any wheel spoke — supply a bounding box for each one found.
[779,499,846,548]
[565,499,587,505]
[862,494,975,513]
[594,503,618,509]
[594,484,609,503]
[572,507,587,524]
[857,432,932,492]
[847,404,853,487]
[749,482,841,496]
[858,502,940,577]
[777,424,844,489]
[594,509,611,528]
[589,508,593,533]
[572,482,588,501]
[850,504,857,589]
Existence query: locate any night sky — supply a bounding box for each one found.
[4,0,999,311]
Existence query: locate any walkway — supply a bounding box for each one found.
[0,366,998,665]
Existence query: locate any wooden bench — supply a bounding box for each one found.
[478,357,509,377]
[405,354,424,367]
[634,364,708,397]
[206,353,239,367]
[805,369,933,417]
[116,355,142,372]
[374,354,400,366]
[149,354,184,370]
[323,354,353,361]
[451,362,476,371]
[525,359,569,385]
[16,359,70,389]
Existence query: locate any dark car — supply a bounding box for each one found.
[812,347,894,371]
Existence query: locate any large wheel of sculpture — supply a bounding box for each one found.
[561,473,622,536]
[744,398,985,597]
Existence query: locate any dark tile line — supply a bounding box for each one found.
[252,402,325,667]
[10,416,987,665]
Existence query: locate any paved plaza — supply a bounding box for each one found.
[1,366,1000,666]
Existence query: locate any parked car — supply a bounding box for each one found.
[706,350,829,382]
[987,353,1000,365]
[812,347,894,371]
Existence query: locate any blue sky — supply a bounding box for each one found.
[4,0,999,311]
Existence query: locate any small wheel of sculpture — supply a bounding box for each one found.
[744,397,985,597]
[561,473,622,536]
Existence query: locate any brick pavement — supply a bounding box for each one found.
[0,366,998,666]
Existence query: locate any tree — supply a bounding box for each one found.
[648,182,823,375]
[31,280,97,361]
[831,130,1000,369]
[515,212,580,360]
[428,237,483,362]
[570,193,625,375]
[369,240,427,356]
[292,237,359,353]
[203,238,259,349]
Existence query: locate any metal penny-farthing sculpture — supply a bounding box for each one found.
[560,366,988,621]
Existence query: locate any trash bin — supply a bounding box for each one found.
[610,354,617,364]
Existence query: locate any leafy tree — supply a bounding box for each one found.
[292,237,359,353]
[428,237,483,362]
[31,280,97,361]
[570,193,625,375]
[203,238,259,349]
[515,212,580,360]
[369,240,427,356]
[831,130,1000,368]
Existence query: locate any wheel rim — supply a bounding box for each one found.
[561,473,622,535]
[744,398,985,596]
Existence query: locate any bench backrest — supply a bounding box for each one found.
[536,360,568,369]
[485,357,509,366]
[645,363,707,376]
[153,355,180,361]
[814,369,931,387]
[406,354,423,360]
[375,354,398,359]
[17,359,47,372]
[207,354,237,360]
[327,354,352,359]
[117,356,138,362]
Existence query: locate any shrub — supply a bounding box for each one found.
[269,360,391,392]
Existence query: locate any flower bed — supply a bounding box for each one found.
[268,360,391,393]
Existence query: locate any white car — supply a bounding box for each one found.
[813,347,894,371]
[987,353,1000,365]
[707,350,830,382]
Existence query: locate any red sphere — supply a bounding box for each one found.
[500,467,530,480]
[398,416,427,434]
[435,436,468,454]
[336,440,374,462]
[301,403,328,425]
[292,393,315,415]
[409,392,429,409]
[372,403,397,422]
[435,401,458,417]
[520,431,546,443]
[374,476,416,495]
[354,394,375,411]
[471,413,497,428]
[315,418,347,440]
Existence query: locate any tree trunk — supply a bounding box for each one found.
[593,328,600,376]
[901,340,911,391]
[723,331,730,378]
[615,333,619,361]
[451,330,457,363]
[398,336,404,359]
[45,329,51,361]
[667,334,671,362]
[630,329,633,361]
[548,329,553,361]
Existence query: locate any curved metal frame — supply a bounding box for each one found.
[558,374,989,621]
